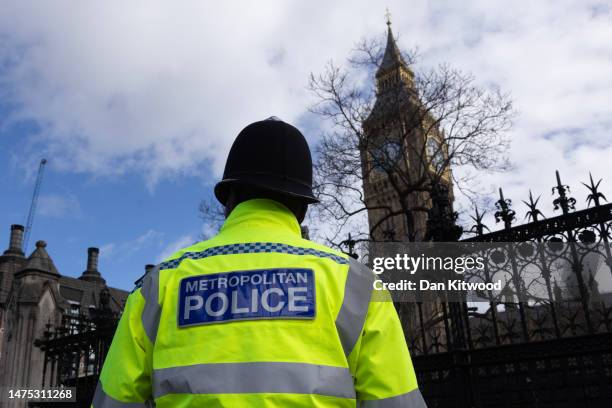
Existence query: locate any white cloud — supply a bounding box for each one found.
[99,229,164,260]
[100,230,199,265]
[407,0,612,227]
[158,234,196,262]
[0,1,363,187]
[99,242,116,257]
[0,0,611,229]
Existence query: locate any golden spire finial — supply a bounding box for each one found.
[385,7,392,27]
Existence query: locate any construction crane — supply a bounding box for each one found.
[24,158,47,253]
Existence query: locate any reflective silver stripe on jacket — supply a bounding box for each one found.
[92,382,148,408]
[359,388,427,408]
[140,265,161,344]
[335,258,375,358]
[152,361,356,400]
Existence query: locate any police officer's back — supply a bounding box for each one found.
[93,118,426,407]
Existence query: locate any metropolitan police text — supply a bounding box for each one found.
[182,270,311,320]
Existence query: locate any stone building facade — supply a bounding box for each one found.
[0,224,129,407]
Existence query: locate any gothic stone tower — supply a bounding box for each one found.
[360,18,455,352]
[361,19,453,243]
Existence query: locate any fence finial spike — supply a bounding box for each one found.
[523,190,544,222]
[582,172,606,207]
[552,170,576,213]
[469,205,489,235]
[495,188,515,229]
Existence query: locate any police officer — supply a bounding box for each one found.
[92,117,426,407]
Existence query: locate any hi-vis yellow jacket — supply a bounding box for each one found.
[92,199,426,407]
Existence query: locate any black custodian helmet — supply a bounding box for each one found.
[214,117,318,206]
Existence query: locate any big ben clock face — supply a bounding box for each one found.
[426,138,444,170]
[372,141,402,172]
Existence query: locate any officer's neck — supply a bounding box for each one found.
[221,199,302,237]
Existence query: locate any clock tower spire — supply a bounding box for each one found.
[374,14,415,95]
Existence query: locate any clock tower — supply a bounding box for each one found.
[361,18,454,243]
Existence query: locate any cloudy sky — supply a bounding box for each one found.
[1,0,611,291]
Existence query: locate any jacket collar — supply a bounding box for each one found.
[219,199,301,237]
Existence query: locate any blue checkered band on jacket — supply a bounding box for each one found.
[159,242,349,271]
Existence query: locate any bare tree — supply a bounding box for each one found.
[308,31,514,249]
[198,197,225,240]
